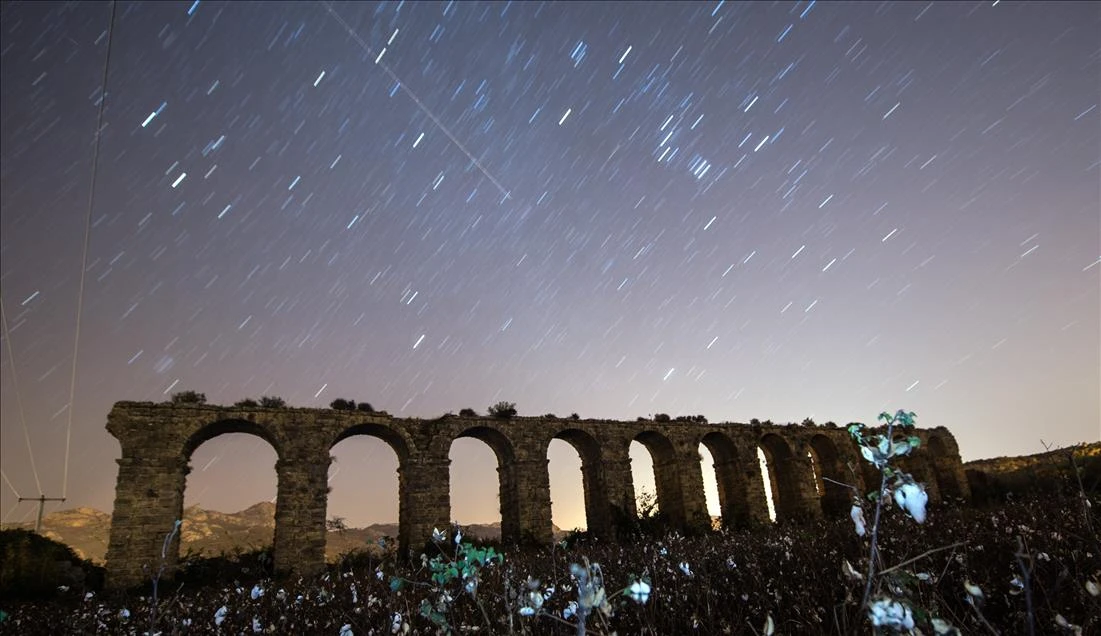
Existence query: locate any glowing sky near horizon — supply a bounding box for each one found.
[1,1,1098,532]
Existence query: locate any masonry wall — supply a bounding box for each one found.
[103,403,969,589]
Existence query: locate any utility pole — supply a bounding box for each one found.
[19,495,65,533]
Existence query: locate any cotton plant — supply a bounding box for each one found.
[512,561,610,633]
[512,556,653,636]
[848,410,957,634]
[562,558,612,636]
[389,525,502,632]
[141,519,182,635]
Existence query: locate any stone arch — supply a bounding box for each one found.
[181,419,285,565]
[183,417,284,461]
[332,422,412,462]
[455,426,520,541]
[632,431,686,528]
[700,432,751,527]
[551,428,610,537]
[808,434,849,518]
[456,425,516,464]
[759,433,802,521]
[327,423,410,554]
[107,417,286,589]
[926,435,963,501]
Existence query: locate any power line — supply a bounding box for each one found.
[1,467,23,500]
[63,0,117,499]
[0,500,24,528]
[0,296,43,496]
[320,1,512,201]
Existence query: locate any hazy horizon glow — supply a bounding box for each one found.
[2,1,1098,532]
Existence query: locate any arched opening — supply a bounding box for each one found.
[629,440,657,516]
[549,429,606,536]
[183,421,281,560]
[699,445,721,528]
[631,431,685,527]
[757,447,777,522]
[926,436,962,501]
[759,434,800,522]
[809,435,850,518]
[700,432,750,527]
[452,427,515,541]
[326,427,402,560]
[548,439,585,533]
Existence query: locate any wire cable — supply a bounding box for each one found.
[62,0,117,499]
[1,467,23,500]
[2,501,22,526]
[0,297,42,496]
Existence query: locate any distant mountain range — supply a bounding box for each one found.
[1,502,553,565]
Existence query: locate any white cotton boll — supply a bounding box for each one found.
[851,504,867,536]
[528,590,545,610]
[627,580,651,604]
[842,559,864,582]
[214,606,228,626]
[339,624,354,636]
[868,598,914,630]
[894,482,928,523]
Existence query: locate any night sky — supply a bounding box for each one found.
[1,1,1098,532]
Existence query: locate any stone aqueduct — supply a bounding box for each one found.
[104,401,970,588]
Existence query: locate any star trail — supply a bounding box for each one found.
[1,1,1098,530]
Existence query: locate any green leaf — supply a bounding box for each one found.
[390,576,405,592]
